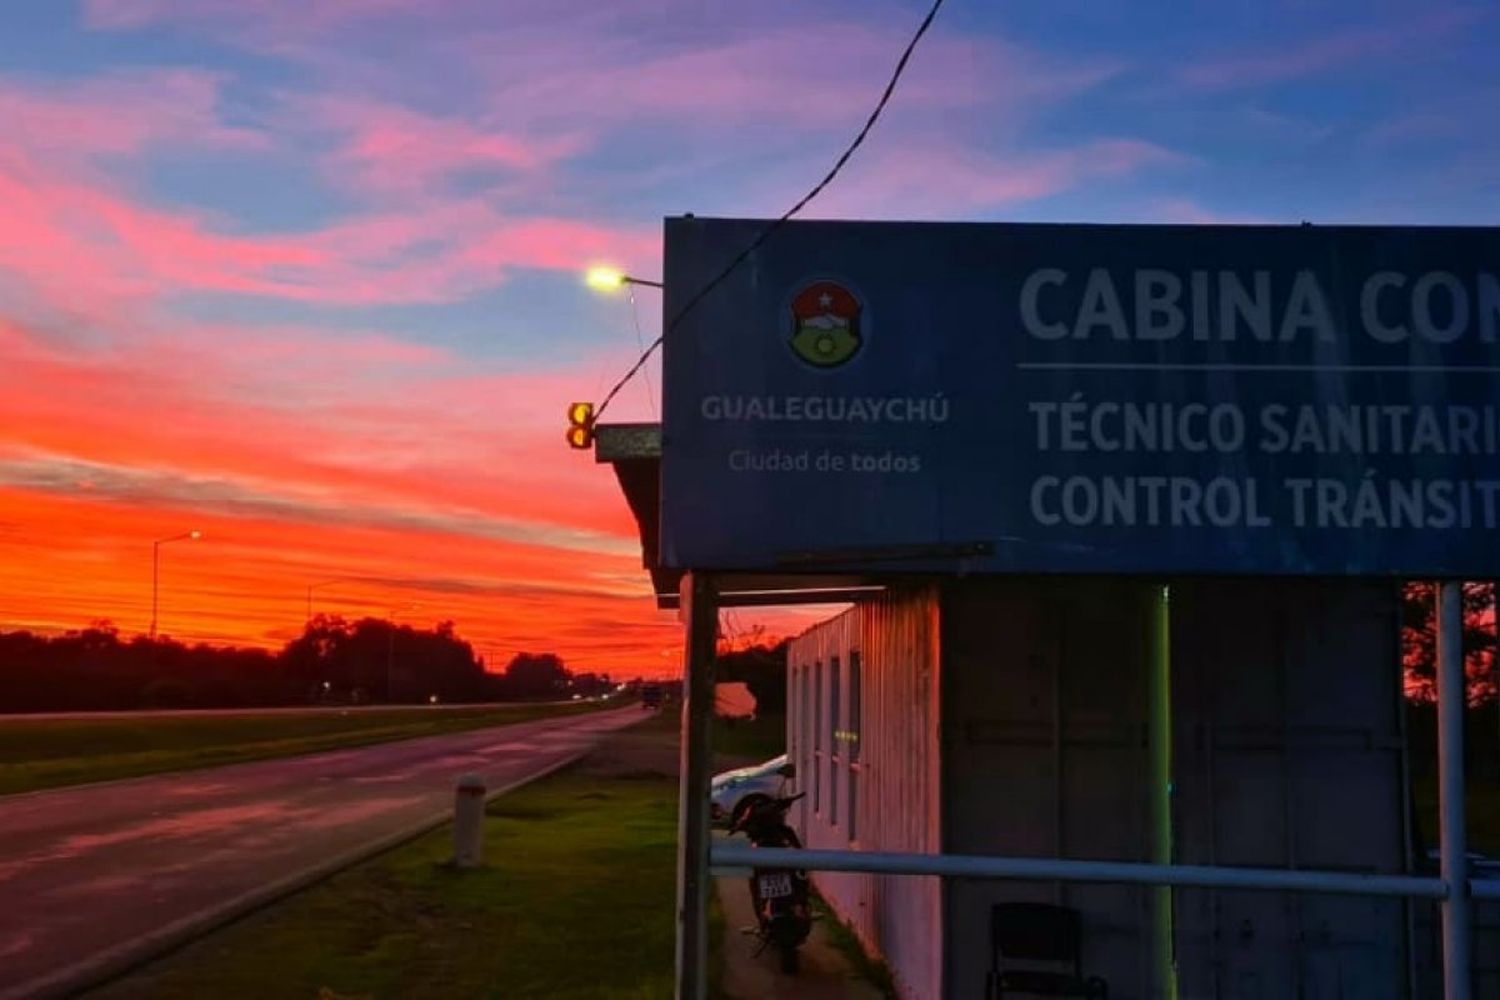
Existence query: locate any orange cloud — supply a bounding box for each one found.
[0,312,708,674]
[5,3,974,679]
[0,319,639,539]
[0,303,825,676]
[0,484,682,670]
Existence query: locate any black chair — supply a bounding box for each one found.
[985,902,1108,999]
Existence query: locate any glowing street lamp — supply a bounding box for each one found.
[150,530,202,639]
[571,268,665,449]
[584,266,663,291]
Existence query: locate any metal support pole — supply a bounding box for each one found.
[675,572,716,1000]
[150,541,161,639]
[1148,584,1177,1000]
[1438,580,1471,1000]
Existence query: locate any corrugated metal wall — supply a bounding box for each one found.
[787,586,944,1000]
[940,578,1412,999]
[941,578,1155,1000]
[1172,580,1410,1000]
[787,577,1417,1000]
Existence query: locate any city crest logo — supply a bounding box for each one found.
[788,279,863,368]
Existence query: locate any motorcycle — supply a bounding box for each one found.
[728,790,812,973]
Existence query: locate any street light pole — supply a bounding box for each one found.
[579,266,666,430]
[306,579,342,623]
[150,530,202,639]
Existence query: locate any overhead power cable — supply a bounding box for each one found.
[627,284,656,419]
[593,0,947,421]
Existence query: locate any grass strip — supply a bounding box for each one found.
[91,714,678,1000]
[712,711,785,762]
[812,894,899,1000]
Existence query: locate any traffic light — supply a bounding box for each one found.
[566,401,595,450]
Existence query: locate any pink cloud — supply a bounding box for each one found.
[287,206,657,303]
[479,24,1114,135]
[83,0,422,34]
[65,3,1126,238]
[310,97,582,195]
[803,137,1184,219]
[0,144,653,309]
[1179,8,1484,90]
[1144,199,1281,226]
[137,324,455,396]
[0,155,322,309]
[0,68,264,159]
[0,61,647,319]
[0,66,655,313]
[86,2,1113,139]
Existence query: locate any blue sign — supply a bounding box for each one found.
[660,219,1500,576]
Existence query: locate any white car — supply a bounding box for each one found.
[710,754,794,828]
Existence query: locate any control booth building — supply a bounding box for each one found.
[783,578,1414,999]
[595,217,1500,1000]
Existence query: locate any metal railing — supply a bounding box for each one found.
[712,842,1452,899]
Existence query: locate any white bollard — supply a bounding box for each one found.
[453,772,486,868]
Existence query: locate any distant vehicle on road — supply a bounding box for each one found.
[641,683,663,709]
[710,754,793,828]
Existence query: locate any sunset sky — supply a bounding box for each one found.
[2,1,1496,676]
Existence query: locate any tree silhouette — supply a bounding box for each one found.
[502,652,570,699]
[716,640,788,714]
[1403,581,1497,706]
[0,617,505,711]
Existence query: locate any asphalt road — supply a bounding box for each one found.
[0,706,645,998]
[0,700,587,722]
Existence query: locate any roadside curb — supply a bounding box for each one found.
[2,727,628,1000]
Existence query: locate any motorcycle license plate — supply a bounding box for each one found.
[758,873,794,899]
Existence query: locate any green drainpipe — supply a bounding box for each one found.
[1149,583,1178,1000]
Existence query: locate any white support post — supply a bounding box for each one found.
[1438,580,1471,1000]
[675,572,716,1000]
[452,773,486,868]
